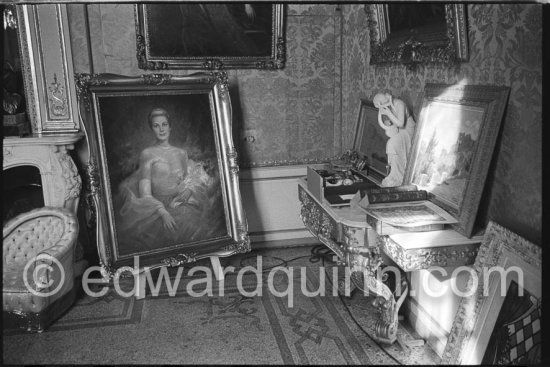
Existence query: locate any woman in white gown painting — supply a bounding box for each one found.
[114,107,224,254]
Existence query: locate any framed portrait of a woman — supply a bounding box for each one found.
[76,72,249,273]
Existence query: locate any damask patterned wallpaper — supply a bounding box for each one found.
[67,4,344,167]
[67,3,541,244]
[341,4,542,244]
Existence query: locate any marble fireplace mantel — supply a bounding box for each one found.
[3,133,84,215]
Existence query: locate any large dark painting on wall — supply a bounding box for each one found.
[136,4,285,70]
[386,4,447,41]
[76,73,250,273]
[366,4,468,65]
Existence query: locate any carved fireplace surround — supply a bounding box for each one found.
[3,134,83,215]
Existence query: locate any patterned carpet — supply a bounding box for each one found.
[3,245,439,365]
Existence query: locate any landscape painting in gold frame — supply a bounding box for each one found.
[403,84,509,237]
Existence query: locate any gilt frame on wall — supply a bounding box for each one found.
[403,83,509,237]
[135,3,285,70]
[366,4,468,65]
[75,72,249,274]
[441,221,541,364]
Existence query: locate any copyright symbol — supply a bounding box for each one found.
[23,254,66,297]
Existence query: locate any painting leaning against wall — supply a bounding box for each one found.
[76,73,250,274]
[409,101,484,209]
[403,83,509,237]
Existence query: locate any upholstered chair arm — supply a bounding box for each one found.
[37,241,73,263]
[33,243,75,295]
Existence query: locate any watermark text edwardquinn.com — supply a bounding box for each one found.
[25,254,525,307]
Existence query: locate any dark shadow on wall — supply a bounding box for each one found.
[229,75,244,164]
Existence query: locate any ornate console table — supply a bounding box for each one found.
[297,178,483,345]
[298,178,405,344]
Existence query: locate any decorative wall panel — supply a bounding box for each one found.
[342,4,541,244]
[17,4,80,134]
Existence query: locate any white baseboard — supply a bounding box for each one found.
[250,235,319,250]
[240,165,311,243]
[405,297,449,358]
[249,228,314,243]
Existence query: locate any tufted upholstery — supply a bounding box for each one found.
[3,207,78,329]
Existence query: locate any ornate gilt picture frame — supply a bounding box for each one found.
[75,72,250,274]
[403,83,509,237]
[135,4,285,70]
[442,221,541,364]
[366,4,468,65]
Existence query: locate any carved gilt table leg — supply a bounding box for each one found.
[346,245,408,345]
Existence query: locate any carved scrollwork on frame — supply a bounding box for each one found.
[83,159,100,230]
[203,59,225,71]
[227,149,239,174]
[275,37,286,69]
[366,4,468,67]
[161,252,198,268]
[141,73,173,85]
[136,35,168,70]
[209,71,230,99]
[222,236,251,255]
[75,73,108,111]
[255,37,286,69]
[442,221,541,365]
[221,222,251,254]
[86,159,101,195]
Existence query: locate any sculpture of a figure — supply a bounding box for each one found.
[373,92,416,187]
